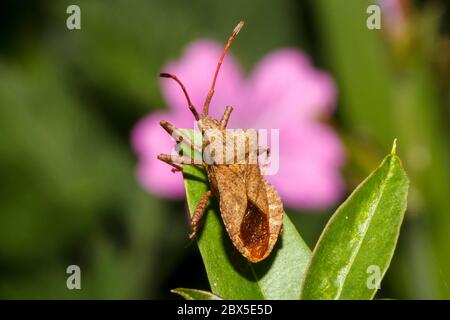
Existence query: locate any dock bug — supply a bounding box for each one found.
[157,21,283,263]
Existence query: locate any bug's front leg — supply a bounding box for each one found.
[157,154,205,172]
[160,120,202,154]
[189,190,213,240]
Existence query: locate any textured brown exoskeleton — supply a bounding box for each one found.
[157,21,283,263]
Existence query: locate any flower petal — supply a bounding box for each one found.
[246,49,336,127]
[266,123,345,210]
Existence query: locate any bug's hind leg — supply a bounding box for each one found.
[189,190,213,240]
[219,106,233,129]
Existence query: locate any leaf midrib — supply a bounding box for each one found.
[334,157,394,299]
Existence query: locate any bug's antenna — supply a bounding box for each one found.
[160,73,200,120]
[202,21,244,116]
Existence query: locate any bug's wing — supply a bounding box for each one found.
[261,178,284,259]
[241,164,283,262]
[210,164,247,247]
[239,164,270,261]
[243,164,268,213]
[213,164,283,263]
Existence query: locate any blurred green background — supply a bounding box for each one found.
[0,0,449,299]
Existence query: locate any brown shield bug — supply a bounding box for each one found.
[157,21,283,263]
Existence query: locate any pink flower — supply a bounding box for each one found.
[131,40,345,210]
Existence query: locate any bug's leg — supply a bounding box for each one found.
[219,106,233,129]
[257,146,270,156]
[157,154,183,173]
[157,154,206,173]
[244,146,270,158]
[160,120,202,154]
[189,190,213,240]
[258,147,271,175]
[160,159,183,173]
[244,146,270,163]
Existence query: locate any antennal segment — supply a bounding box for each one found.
[202,21,244,116]
[160,73,200,120]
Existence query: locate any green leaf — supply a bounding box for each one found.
[171,288,223,300]
[183,164,311,300]
[301,143,409,300]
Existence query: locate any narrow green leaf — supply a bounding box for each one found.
[256,215,311,300]
[301,145,409,300]
[171,288,223,300]
[183,157,311,300]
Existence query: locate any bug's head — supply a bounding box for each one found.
[159,21,244,127]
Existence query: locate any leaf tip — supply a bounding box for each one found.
[170,288,191,300]
[391,138,397,155]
